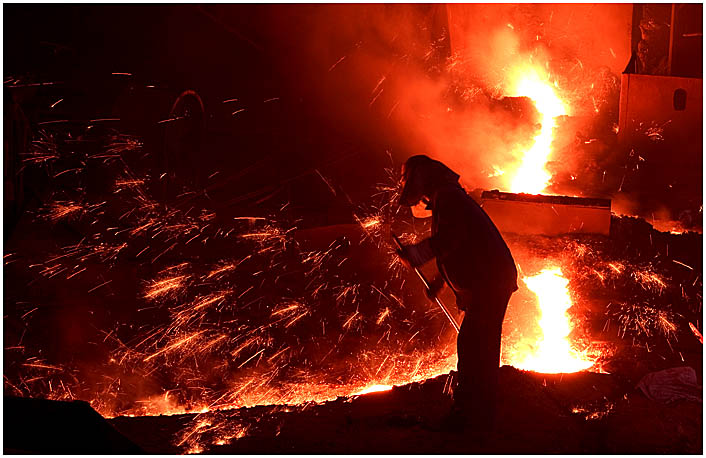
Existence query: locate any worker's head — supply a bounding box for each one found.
[399,155,460,207]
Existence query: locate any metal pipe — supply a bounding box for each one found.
[667,3,676,75]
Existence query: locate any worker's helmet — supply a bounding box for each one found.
[399,155,460,207]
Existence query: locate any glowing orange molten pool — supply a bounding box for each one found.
[507,267,595,373]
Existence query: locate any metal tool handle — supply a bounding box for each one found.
[392,234,460,333]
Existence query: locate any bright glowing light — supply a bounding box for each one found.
[507,66,567,194]
[354,384,393,395]
[512,267,594,373]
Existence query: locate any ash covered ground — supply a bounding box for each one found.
[110,367,702,454]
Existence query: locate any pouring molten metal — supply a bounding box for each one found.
[493,65,596,373]
[506,65,568,194]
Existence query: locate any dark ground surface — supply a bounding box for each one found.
[109,364,702,454]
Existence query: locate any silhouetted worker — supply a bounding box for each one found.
[396,155,518,432]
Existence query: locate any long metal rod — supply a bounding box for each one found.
[667,3,676,75]
[392,234,460,333]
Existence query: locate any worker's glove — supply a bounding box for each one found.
[396,238,435,268]
[425,276,445,301]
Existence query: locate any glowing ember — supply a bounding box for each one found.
[143,275,188,300]
[358,215,383,231]
[354,384,393,395]
[506,66,568,194]
[46,201,84,222]
[511,267,594,373]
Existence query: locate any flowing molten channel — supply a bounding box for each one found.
[511,267,594,373]
[355,384,393,395]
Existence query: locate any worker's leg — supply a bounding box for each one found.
[455,290,511,430]
[466,309,503,430]
[454,310,478,413]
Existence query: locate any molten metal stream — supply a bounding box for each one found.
[507,65,568,194]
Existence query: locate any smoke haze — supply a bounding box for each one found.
[259,4,632,194]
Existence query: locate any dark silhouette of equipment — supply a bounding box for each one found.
[3,396,143,454]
